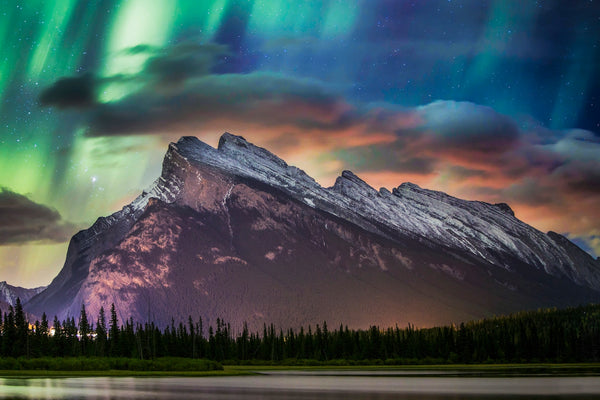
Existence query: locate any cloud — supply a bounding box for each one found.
[503,178,560,207]
[38,42,600,257]
[312,100,525,185]
[38,73,96,108]
[0,188,80,245]
[310,100,600,258]
[588,236,600,259]
[413,100,521,159]
[143,42,229,86]
[327,145,436,175]
[540,130,600,194]
[39,41,355,137]
[87,71,347,136]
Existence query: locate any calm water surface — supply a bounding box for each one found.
[1,371,600,399]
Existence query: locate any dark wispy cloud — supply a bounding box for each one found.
[38,73,96,109]
[327,144,436,175]
[0,188,80,245]
[88,71,344,136]
[40,42,346,136]
[38,42,600,256]
[143,42,229,86]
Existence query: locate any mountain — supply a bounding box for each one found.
[26,133,600,330]
[0,281,46,308]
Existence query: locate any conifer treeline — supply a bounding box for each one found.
[1,300,599,363]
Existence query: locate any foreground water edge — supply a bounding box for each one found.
[2,368,600,399]
[2,362,600,377]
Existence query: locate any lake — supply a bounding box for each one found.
[2,370,600,399]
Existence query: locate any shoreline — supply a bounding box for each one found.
[2,363,600,378]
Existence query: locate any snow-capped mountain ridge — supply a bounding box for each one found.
[47,131,594,295]
[167,133,599,291]
[25,132,600,328]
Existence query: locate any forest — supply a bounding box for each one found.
[0,301,599,365]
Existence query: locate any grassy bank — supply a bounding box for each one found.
[0,369,250,378]
[2,362,599,378]
[0,357,222,373]
[227,363,600,377]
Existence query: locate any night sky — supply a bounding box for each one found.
[1,0,599,287]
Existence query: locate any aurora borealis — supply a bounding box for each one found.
[1,0,599,287]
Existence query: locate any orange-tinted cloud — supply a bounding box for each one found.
[40,42,600,257]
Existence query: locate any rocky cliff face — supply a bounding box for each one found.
[0,281,46,308]
[26,133,600,330]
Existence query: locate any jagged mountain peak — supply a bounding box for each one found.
[332,170,378,196]
[397,182,422,190]
[378,187,392,196]
[218,132,290,170]
[341,170,365,182]
[166,134,599,292]
[217,132,250,149]
[170,133,316,188]
[173,132,288,170]
[393,181,450,200]
[494,202,515,216]
[25,133,600,329]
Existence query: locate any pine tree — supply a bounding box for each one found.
[109,303,119,356]
[96,306,107,357]
[78,304,90,356]
[40,313,49,335]
[51,316,63,356]
[14,298,28,357]
[188,316,196,358]
[65,317,78,356]
[2,307,15,357]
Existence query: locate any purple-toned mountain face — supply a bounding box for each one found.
[26,133,600,330]
[0,281,46,309]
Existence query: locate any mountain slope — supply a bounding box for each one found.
[26,133,600,329]
[0,281,46,308]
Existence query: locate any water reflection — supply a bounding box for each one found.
[1,373,600,399]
